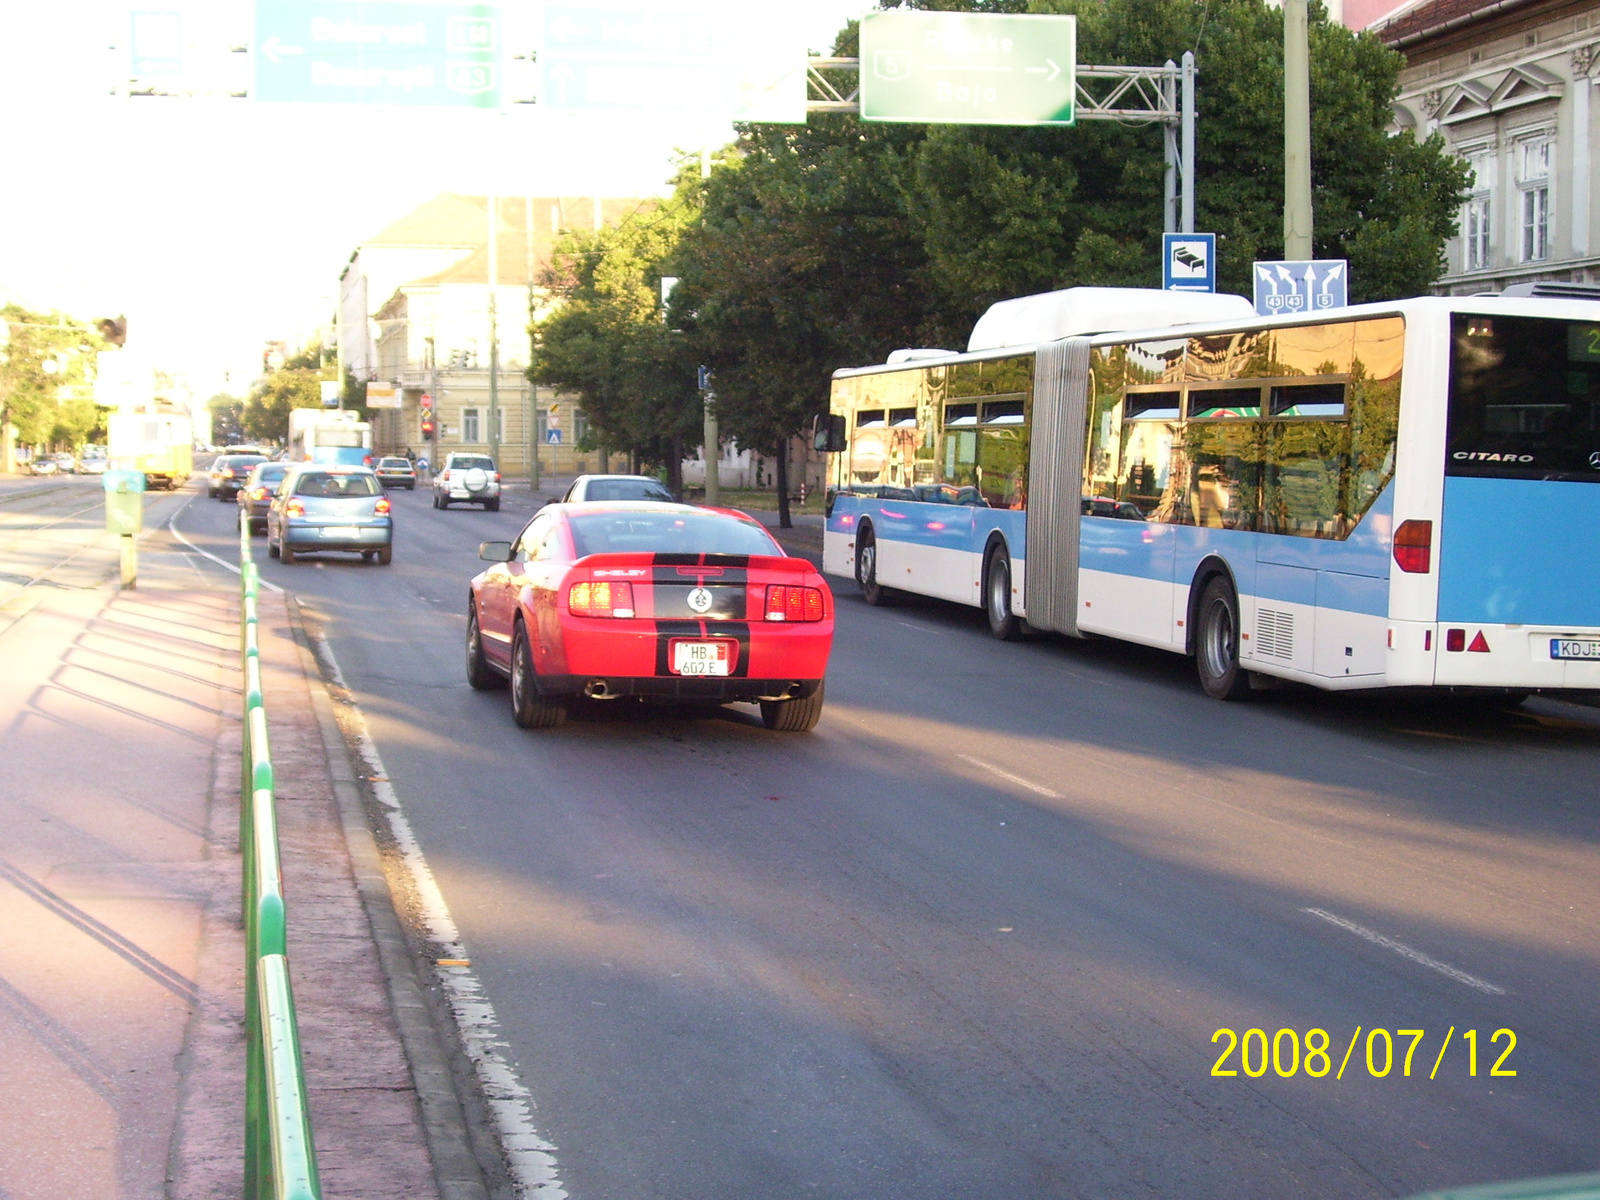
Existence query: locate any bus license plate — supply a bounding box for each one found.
[672,640,731,676]
[1551,638,1600,660]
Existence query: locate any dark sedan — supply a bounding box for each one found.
[237,462,292,535]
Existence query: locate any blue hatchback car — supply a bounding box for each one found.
[267,465,393,565]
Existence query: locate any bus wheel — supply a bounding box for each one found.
[856,526,890,607]
[1195,576,1251,700]
[985,544,1021,641]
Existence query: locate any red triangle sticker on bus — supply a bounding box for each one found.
[1467,631,1491,653]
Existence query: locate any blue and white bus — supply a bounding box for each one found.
[288,408,373,468]
[821,286,1600,699]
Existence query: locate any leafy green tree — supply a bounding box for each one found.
[532,186,702,492]
[670,117,932,524]
[208,392,245,444]
[1,305,108,459]
[900,0,1470,322]
[244,369,322,443]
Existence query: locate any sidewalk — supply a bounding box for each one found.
[0,515,455,1198]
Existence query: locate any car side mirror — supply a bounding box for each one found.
[478,541,514,562]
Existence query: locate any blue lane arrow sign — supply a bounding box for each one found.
[1252,260,1349,316]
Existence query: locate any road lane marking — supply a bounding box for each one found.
[309,628,566,1199]
[956,753,1063,799]
[1301,908,1506,995]
[166,496,285,592]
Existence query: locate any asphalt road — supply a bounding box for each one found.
[158,478,1599,1200]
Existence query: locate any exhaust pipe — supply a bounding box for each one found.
[584,679,612,699]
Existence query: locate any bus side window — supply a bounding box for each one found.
[1118,398,1182,520]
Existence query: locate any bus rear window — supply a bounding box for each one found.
[1448,313,1600,482]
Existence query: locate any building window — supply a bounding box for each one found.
[462,408,480,443]
[1518,135,1551,262]
[1462,148,1494,272]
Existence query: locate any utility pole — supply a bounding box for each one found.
[700,149,719,506]
[487,194,500,465]
[526,195,539,492]
[1283,0,1314,259]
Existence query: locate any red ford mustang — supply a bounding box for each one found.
[467,502,834,731]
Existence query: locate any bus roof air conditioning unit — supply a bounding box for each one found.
[1500,281,1600,300]
[885,349,957,365]
[966,287,1257,352]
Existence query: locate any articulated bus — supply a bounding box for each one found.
[820,287,1600,699]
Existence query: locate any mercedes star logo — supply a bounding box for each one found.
[1589,450,1600,469]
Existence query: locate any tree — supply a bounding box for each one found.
[671,115,932,525]
[532,188,702,492]
[899,0,1470,320]
[243,369,322,443]
[208,392,245,444]
[1,304,110,460]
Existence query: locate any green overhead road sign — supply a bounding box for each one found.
[859,11,1076,126]
[254,0,501,107]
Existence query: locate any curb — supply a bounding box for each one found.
[283,595,497,1200]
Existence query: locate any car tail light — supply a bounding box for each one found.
[569,580,635,617]
[285,499,306,517]
[493,472,501,482]
[374,496,392,515]
[438,470,449,482]
[764,585,824,622]
[1393,519,1432,574]
[248,486,266,501]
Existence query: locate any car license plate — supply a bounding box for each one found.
[1550,637,1600,660]
[672,640,732,676]
[322,526,360,538]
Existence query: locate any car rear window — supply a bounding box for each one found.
[568,510,781,558]
[450,456,495,470]
[255,464,289,482]
[586,479,675,502]
[295,472,380,497]
[378,458,411,468]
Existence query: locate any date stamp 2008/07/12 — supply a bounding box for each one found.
[1211,1027,1517,1081]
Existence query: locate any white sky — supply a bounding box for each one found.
[0,1,872,401]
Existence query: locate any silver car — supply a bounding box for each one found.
[432,453,500,510]
[267,465,393,564]
[559,473,675,503]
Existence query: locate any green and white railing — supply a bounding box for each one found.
[239,519,322,1200]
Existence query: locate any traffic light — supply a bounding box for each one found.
[419,392,435,436]
[98,316,127,346]
[420,416,436,436]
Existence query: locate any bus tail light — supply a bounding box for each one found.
[374,496,392,515]
[1393,519,1432,573]
[764,585,824,622]
[1446,628,1465,652]
[569,580,635,617]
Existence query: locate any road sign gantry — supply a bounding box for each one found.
[806,53,1199,234]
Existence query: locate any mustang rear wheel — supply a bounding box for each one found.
[465,605,502,690]
[510,623,565,728]
[761,683,824,732]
